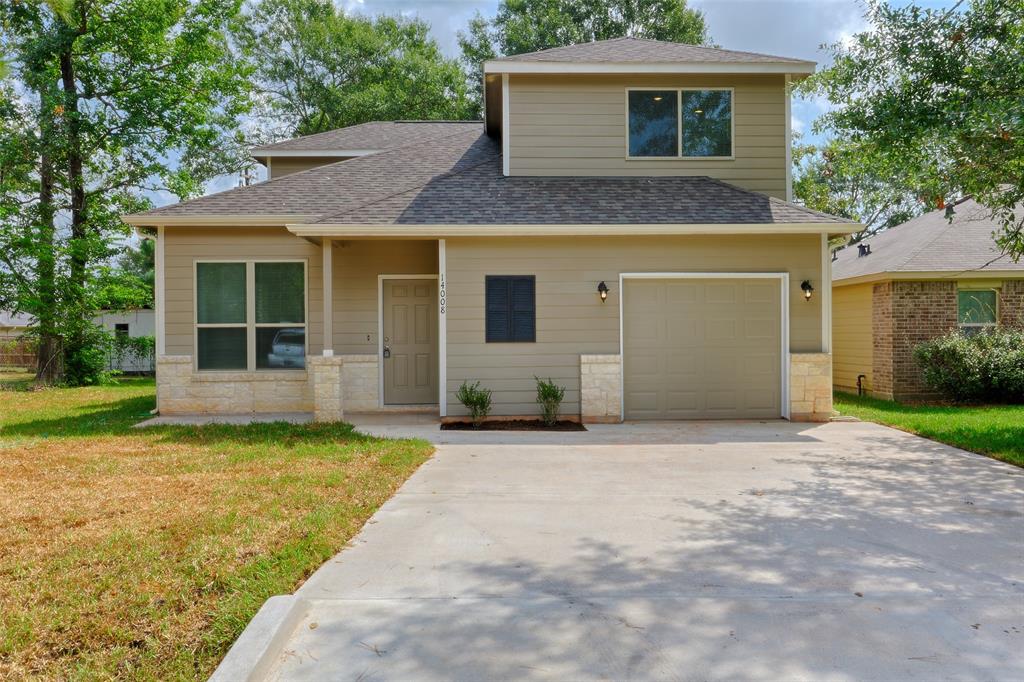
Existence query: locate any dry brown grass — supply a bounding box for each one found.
[0,375,432,679]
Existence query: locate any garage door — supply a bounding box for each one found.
[623,278,782,419]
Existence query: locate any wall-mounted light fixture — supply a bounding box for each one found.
[597,281,609,302]
[801,280,814,301]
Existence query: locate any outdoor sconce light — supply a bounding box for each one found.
[597,281,609,302]
[801,280,814,301]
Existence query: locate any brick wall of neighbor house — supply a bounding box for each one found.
[872,281,958,401]
[1000,280,1024,327]
[871,282,895,400]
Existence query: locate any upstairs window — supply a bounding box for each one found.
[958,289,997,335]
[627,88,733,159]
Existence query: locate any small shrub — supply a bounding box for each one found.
[456,380,492,426]
[535,376,565,426]
[914,327,1024,403]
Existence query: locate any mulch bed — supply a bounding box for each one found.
[441,419,586,431]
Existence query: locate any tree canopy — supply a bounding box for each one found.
[793,138,926,243]
[0,0,250,383]
[801,0,1024,257]
[459,0,710,114]
[237,0,474,138]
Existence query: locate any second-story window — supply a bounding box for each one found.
[627,88,733,159]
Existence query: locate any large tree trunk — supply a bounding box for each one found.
[59,23,89,380]
[34,148,62,385]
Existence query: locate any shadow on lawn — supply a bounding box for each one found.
[0,393,397,447]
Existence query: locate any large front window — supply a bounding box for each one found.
[196,261,306,371]
[627,88,733,158]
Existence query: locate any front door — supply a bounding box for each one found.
[383,278,438,405]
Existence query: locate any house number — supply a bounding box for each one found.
[439,274,446,315]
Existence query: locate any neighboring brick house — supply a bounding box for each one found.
[832,198,1024,401]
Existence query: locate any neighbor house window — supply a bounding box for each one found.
[485,276,535,342]
[196,261,306,371]
[958,289,997,334]
[627,88,733,158]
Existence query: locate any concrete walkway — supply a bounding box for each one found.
[226,420,1023,681]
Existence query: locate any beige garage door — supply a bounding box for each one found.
[623,278,782,420]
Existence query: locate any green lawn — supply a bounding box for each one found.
[834,391,1024,468]
[0,372,432,680]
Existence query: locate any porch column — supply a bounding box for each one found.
[322,237,333,356]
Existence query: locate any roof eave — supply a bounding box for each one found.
[287,222,857,238]
[122,214,320,227]
[483,60,815,75]
[833,269,1024,287]
[250,149,379,159]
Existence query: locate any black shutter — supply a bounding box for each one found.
[485,276,535,342]
[510,277,535,342]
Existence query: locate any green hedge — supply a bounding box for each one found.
[913,327,1024,403]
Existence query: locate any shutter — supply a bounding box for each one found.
[511,277,536,342]
[486,276,511,342]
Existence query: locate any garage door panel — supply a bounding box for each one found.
[624,277,782,420]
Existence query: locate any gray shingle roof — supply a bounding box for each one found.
[252,120,481,155]
[832,198,1024,281]
[136,124,850,227]
[490,37,813,65]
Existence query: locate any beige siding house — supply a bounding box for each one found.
[125,38,857,424]
[831,198,1024,401]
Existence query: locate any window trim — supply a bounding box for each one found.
[624,87,736,161]
[957,287,999,331]
[194,259,308,372]
[485,275,537,343]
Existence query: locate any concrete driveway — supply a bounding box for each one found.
[256,420,1022,681]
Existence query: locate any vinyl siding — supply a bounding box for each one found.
[831,282,873,394]
[163,229,437,362]
[507,74,787,198]
[267,156,351,179]
[445,234,822,417]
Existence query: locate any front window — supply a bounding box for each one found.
[627,88,733,158]
[958,289,997,334]
[196,261,306,371]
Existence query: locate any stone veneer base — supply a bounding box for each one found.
[580,354,623,423]
[157,353,382,421]
[790,353,833,422]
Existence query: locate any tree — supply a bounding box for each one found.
[459,0,710,115]
[236,0,474,138]
[801,0,1024,258]
[793,138,927,243]
[0,0,251,384]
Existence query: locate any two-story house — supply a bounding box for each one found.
[124,38,857,423]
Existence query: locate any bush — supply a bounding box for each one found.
[456,380,492,426]
[914,327,1024,403]
[535,376,565,426]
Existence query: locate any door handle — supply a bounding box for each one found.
[383,344,391,359]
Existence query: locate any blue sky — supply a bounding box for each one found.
[198,0,956,199]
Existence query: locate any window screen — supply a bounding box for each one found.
[958,290,997,328]
[486,276,536,342]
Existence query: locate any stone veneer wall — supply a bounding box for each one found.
[156,354,380,419]
[872,281,958,401]
[1000,280,1024,328]
[338,355,379,411]
[789,353,832,422]
[580,354,622,423]
[157,355,313,414]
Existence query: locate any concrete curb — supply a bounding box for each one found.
[209,595,309,682]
